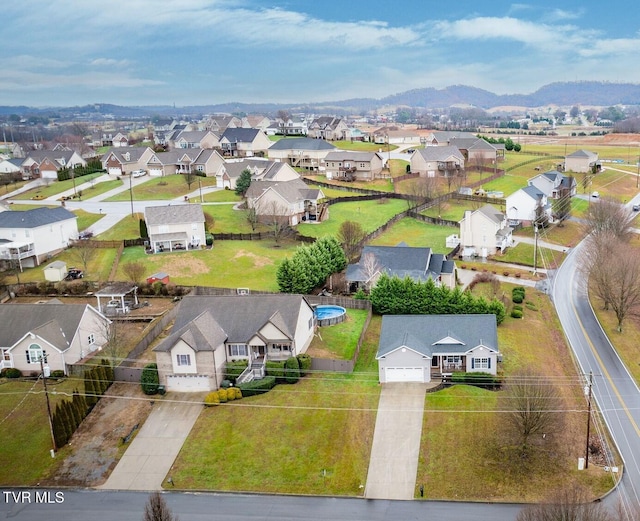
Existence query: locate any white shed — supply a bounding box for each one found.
[44,261,67,282]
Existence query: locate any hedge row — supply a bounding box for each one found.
[204,387,243,405]
[238,376,277,397]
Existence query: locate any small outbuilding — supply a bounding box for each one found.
[147,272,170,285]
[44,261,67,282]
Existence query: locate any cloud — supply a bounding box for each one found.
[89,58,132,67]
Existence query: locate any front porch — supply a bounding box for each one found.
[234,342,294,384]
[430,355,467,376]
[148,232,200,253]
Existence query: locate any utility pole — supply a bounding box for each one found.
[584,371,593,469]
[533,223,538,275]
[129,173,134,217]
[39,356,57,455]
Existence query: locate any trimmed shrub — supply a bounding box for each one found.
[450,372,501,389]
[511,309,523,319]
[217,388,228,403]
[224,360,248,383]
[296,353,312,377]
[232,387,242,400]
[284,357,300,384]
[525,301,538,311]
[50,370,65,378]
[1,368,22,379]
[512,304,523,312]
[141,363,160,395]
[226,387,236,401]
[266,361,286,383]
[238,376,277,397]
[204,391,220,406]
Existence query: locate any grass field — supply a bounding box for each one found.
[15,246,117,283]
[188,189,242,203]
[368,218,455,252]
[96,213,145,241]
[12,173,105,200]
[307,309,370,360]
[104,175,218,201]
[492,242,566,269]
[332,140,397,152]
[74,209,104,232]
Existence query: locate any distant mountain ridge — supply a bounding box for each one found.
[1,81,639,117]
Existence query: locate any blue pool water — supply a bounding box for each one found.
[315,305,347,326]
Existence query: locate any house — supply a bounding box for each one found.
[371,128,421,145]
[144,203,206,253]
[101,146,155,176]
[277,117,308,136]
[528,170,577,199]
[307,117,349,141]
[410,146,465,177]
[376,314,500,383]
[322,151,385,181]
[205,115,241,133]
[0,207,78,268]
[506,185,552,226]
[170,130,220,150]
[267,137,336,171]
[111,132,129,148]
[0,158,22,175]
[21,150,87,180]
[0,302,111,375]
[241,115,271,131]
[217,158,299,189]
[564,149,600,173]
[450,137,504,165]
[422,131,476,146]
[153,294,316,392]
[245,178,326,225]
[345,244,456,292]
[218,128,271,158]
[459,205,513,258]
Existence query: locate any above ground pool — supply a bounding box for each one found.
[314,305,347,326]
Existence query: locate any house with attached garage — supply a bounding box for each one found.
[144,203,206,253]
[153,294,316,392]
[217,158,299,189]
[0,207,78,268]
[0,302,111,375]
[376,314,500,383]
[410,146,465,177]
[21,149,87,180]
[307,116,349,141]
[101,146,154,176]
[459,204,513,258]
[170,130,220,150]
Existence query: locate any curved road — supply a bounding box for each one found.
[551,241,640,516]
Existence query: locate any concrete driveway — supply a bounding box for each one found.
[100,395,203,491]
[364,383,428,500]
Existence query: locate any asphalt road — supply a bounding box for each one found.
[551,240,640,516]
[0,489,524,521]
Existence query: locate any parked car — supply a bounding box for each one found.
[591,191,599,198]
[132,169,147,178]
[78,230,93,240]
[65,268,83,281]
[633,204,640,211]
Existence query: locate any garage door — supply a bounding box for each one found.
[385,367,424,383]
[108,166,122,176]
[149,168,163,177]
[166,374,211,392]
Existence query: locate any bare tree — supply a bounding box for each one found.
[203,212,215,233]
[501,371,563,459]
[259,200,289,245]
[122,261,146,286]
[142,492,179,521]
[99,318,123,367]
[406,176,439,209]
[69,241,98,274]
[360,252,383,291]
[582,196,635,240]
[516,484,612,521]
[337,220,366,262]
[580,233,640,331]
[245,207,259,231]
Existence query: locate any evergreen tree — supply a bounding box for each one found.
[276,258,295,293]
[235,169,252,196]
[53,404,65,449]
[72,389,88,421]
[84,370,97,407]
[65,398,81,431]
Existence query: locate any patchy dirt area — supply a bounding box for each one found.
[158,256,209,275]
[232,249,274,268]
[43,383,153,487]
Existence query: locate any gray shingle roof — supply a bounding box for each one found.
[377,314,499,359]
[154,310,227,353]
[144,204,205,226]
[323,151,380,162]
[268,138,336,151]
[220,128,261,143]
[417,145,464,162]
[0,207,76,229]
[246,178,322,204]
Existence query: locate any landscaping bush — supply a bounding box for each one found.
[512,304,523,312]
[224,360,248,383]
[525,301,538,311]
[140,363,160,395]
[1,368,22,379]
[511,309,523,319]
[238,376,277,397]
[450,372,501,389]
[284,356,300,384]
[296,353,312,377]
[512,294,523,304]
[226,387,236,401]
[266,361,287,383]
[50,370,65,378]
[217,388,228,403]
[232,387,242,400]
[204,391,220,406]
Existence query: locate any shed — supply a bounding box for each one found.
[147,272,170,285]
[44,261,67,282]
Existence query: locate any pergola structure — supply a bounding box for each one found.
[95,282,139,314]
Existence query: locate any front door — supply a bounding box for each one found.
[252,345,265,359]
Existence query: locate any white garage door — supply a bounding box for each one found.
[108,166,122,176]
[149,168,163,177]
[166,374,211,392]
[385,367,424,383]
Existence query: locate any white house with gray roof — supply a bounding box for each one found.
[376,314,500,383]
[0,302,111,375]
[459,204,513,258]
[506,185,552,226]
[144,203,206,253]
[153,294,315,392]
[267,137,336,171]
[219,128,271,158]
[0,207,78,268]
[218,158,299,189]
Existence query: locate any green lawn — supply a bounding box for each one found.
[0,379,79,485]
[77,179,124,200]
[115,241,300,291]
[491,242,566,269]
[96,213,145,241]
[298,199,407,239]
[74,209,104,232]
[308,309,369,360]
[332,140,398,152]
[189,190,242,203]
[368,218,455,253]
[104,175,218,201]
[15,246,117,283]
[12,173,105,200]
[202,204,270,234]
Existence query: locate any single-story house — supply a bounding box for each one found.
[144,203,206,253]
[217,159,299,189]
[459,205,513,258]
[21,150,87,180]
[153,294,316,392]
[0,302,111,375]
[376,314,500,383]
[346,244,456,292]
[101,147,155,176]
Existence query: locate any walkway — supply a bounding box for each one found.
[364,383,430,500]
[100,396,203,491]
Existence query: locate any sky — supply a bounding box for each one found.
[2,0,640,108]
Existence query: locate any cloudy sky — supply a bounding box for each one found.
[2,0,639,107]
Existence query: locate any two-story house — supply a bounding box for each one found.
[564,149,600,173]
[153,294,316,392]
[322,151,385,181]
[144,204,206,253]
[528,170,577,199]
[219,128,271,158]
[307,117,349,141]
[506,185,552,226]
[459,204,513,258]
[410,146,465,177]
[267,137,336,171]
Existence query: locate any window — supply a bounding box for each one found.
[228,344,248,357]
[3,350,10,362]
[271,343,290,352]
[27,344,43,364]
[197,165,204,172]
[177,354,191,366]
[473,358,490,369]
[88,334,95,345]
